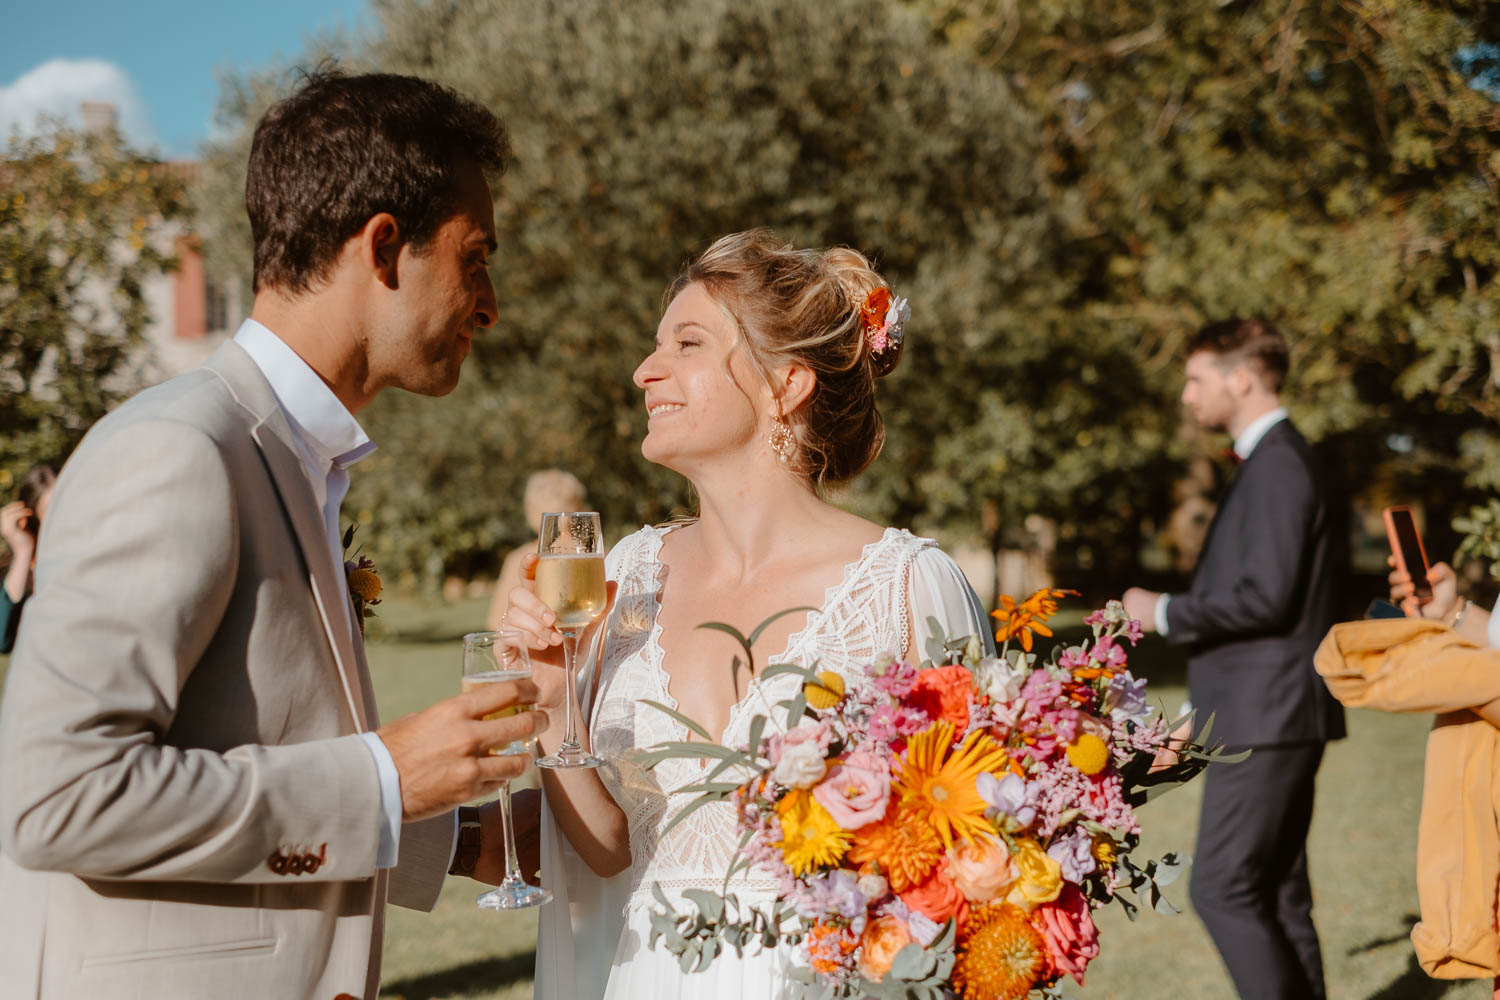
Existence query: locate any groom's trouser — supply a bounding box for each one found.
[1189,743,1327,1000]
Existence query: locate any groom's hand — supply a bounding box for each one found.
[472,787,543,886]
[377,680,547,823]
[1122,587,1160,632]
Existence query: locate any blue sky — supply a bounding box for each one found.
[2,0,372,158]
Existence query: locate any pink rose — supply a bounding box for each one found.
[1031,885,1100,985]
[945,836,1015,903]
[812,750,891,830]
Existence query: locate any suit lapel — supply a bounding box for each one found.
[207,342,374,732]
[1193,420,1291,582]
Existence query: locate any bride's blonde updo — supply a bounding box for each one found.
[665,229,905,486]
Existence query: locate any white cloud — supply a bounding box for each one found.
[0,58,156,149]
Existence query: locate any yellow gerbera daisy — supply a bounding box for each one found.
[895,721,1011,851]
[775,789,850,876]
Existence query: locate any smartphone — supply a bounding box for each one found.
[1383,505,1432,602]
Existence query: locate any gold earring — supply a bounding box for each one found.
[769,415,796,463]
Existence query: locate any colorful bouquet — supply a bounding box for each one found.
[640,591,1238,998]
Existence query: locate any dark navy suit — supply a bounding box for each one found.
[1166,418,1346,1000]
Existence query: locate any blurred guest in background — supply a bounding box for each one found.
[0,464,57,655]
[1389,554,1499,645]
[1123,318,1345,1000]
[486,469,588,629]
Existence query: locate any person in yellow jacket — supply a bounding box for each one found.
[1315,555,1500,996]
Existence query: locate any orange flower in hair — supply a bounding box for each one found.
[861,287,893,331]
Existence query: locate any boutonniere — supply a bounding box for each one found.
[342,524,382,634]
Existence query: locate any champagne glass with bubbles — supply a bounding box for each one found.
[534,511,607,770]
[462,629,553,910]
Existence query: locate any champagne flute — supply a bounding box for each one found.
[462,629,553,910]
[534,511,607,770]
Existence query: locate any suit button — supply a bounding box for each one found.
[333,994,359,1000]
[267,851,289,875]
[288,854,306,875]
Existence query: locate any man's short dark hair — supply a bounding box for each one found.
[1186,318,1290,394]
[246,69,511,294]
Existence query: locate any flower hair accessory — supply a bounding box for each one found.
[859,287,910,355]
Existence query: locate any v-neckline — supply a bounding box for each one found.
[644,524,900,744]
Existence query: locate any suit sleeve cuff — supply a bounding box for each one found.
[358,731,402,869]
[1155,594,1172,637]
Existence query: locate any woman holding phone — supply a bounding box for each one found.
[1388,552,1499,648]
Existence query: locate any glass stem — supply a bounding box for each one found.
[559,629,581,753]
[498,779,523,886]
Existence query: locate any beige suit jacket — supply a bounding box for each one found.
[0,341,452,1000]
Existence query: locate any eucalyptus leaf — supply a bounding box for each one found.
[682,888,726,923]
[640,699,714,741]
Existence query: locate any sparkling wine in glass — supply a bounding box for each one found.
[462,629,552,910]
[534,511,606,770]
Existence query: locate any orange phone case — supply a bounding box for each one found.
[1383,505,1432,600]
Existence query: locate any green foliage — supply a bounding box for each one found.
[0,123,186,486]
[191,0,1500,588]
[1454,497,1500,581]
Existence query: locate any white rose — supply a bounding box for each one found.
[857,872,890,901]
[773,740,827,789]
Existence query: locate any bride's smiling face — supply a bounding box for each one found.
[633,282,771,473]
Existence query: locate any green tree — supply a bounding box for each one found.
[915,0,1500,569]
[0,123,186,487]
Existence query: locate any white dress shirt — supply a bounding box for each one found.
[1155,407,1289,636]
[233,320,405,869]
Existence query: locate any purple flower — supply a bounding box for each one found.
[824,869,868,920]
[1103,671,1149,725]
[977,772,1036,828]
[907,911,942,946]
[1047,827,1097,883]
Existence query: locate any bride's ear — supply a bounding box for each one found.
[773,363,817,415]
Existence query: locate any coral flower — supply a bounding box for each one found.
[857,915,913,983]
[953,903,1049,1000]
[848,799,943,891]
[908,665,974,732]
[775,789,850,876]
[895,721,1011,851]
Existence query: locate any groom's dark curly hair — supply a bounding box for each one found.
[246,66,511,294]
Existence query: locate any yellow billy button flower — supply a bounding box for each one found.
[1065,732,1110,776]
[804,670,846,710]
[349,567,383,603]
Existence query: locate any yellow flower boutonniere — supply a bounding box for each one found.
[342,524,382,634]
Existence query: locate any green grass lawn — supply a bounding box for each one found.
[2,597,1491,999]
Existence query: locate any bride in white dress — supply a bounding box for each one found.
[505,230,993,999]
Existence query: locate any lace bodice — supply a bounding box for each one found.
[588,524,984,907]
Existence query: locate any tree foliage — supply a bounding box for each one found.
[190,0,1500,591]
[1,123,186,488]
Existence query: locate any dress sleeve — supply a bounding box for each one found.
[908,546,996,659]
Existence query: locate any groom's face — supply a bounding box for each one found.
[372,161,499,397]
[1182,351,1236,433]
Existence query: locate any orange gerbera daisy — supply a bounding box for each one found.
[953,903,1049,1000]
[847,798,943,891]
[895,721,1011,851]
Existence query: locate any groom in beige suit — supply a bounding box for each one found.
[0,71,545,999]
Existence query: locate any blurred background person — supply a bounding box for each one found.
[1390,554,1499,646]
[0,464,58,654]
[1123,318,1346,1000]
[486,469,588,629]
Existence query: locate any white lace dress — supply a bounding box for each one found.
[534,524,992,1000]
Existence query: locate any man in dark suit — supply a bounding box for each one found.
[1124,318,1346,1000]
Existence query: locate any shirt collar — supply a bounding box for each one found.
[1233,406,1288,461]
[233,319,376,470]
